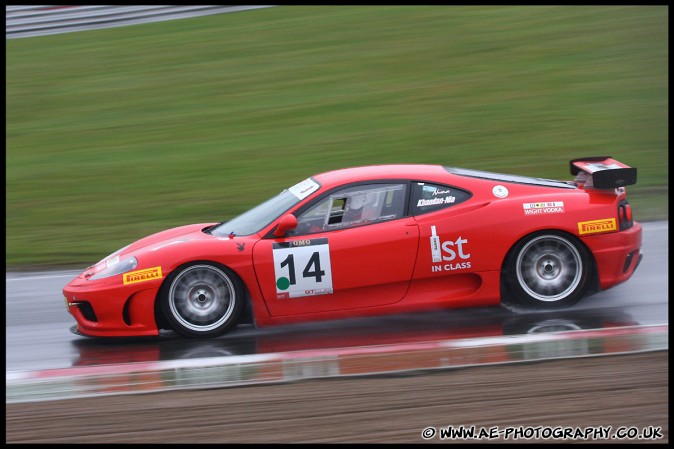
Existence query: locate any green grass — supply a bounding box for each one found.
[6,6,668,269]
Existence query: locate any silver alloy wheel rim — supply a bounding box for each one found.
[168,264,236,332]
[515,235,583,302]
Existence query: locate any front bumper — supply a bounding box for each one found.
[63,275,162,338]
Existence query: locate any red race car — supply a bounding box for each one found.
[63,156,642,338]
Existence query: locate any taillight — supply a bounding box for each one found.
[618,200,633,230]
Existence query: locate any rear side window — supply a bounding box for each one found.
[410,182,471,215]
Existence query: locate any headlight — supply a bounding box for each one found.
[90,256,138,280]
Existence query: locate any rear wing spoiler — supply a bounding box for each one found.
[570,156,637,189]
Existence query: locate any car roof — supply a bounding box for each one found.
[312,163,576,191]
[312,164,448,188]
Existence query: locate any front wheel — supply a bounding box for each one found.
[502,232,593,309]
[161,263,243,338]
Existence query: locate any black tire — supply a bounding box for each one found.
[502,232,593,309]
[161,262,243,338]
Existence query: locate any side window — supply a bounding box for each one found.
[410,182,471,215]
[293,183,406,235]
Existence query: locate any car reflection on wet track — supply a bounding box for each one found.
[70,305,639,368]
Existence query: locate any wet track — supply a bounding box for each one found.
[6,221,668,400]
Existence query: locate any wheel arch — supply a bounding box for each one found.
[499,228,599,307]
[153,259,256,332]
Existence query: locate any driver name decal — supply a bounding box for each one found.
[273,238,333,299]
[417,196,456,207]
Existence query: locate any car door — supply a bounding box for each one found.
[252,182,419,316]
[406,181,484,304]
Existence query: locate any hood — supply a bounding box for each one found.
[121,223,214,255]
[84,223,215,277]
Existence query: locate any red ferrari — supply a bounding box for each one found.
[63,156,642,338]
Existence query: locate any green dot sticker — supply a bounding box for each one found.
[276,277,290,290]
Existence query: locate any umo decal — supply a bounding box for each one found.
[492,185,508,198]
[273,238,333,299]
[429,229,471,272]
[123,267,162,285]
[523,201,565,215]
[578,218,617,235]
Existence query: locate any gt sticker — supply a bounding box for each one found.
[578,218,617,235]
[123,266,163,285]
[273,238,333,299]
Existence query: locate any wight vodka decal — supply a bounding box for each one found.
[523,201,565,215]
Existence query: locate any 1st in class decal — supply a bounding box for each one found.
[272,238,333,299]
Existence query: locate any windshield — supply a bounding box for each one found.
[210,178,320,237]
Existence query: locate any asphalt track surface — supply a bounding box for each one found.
[5,221,669,443]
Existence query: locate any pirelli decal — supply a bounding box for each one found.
[123,266,163,285]
[578,218,617,235]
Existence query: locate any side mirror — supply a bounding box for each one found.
[274,214,298,237]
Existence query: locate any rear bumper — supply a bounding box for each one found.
[581,222,643,291]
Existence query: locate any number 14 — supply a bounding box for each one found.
[279,252,325,284]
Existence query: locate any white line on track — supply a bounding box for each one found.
[6,273,82,282]
[643,224,668,231]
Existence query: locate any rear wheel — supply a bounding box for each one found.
[161,263,243,338]
[503,232,592,309]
